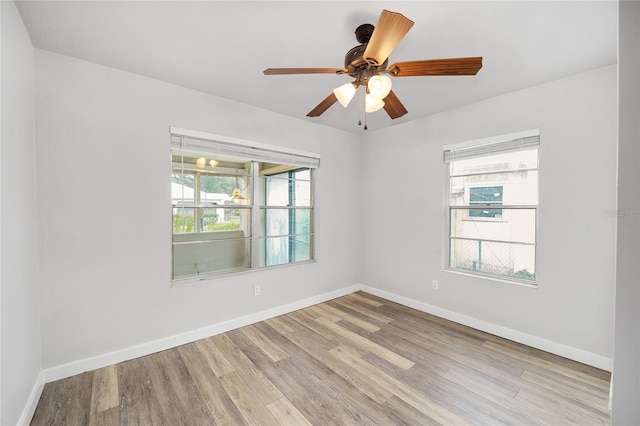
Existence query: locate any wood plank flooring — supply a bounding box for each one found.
[31,292,611,425]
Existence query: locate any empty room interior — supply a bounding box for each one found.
[2,1,639,425]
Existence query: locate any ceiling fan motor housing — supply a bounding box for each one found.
[346,23,389,82]
[344,44,388,81]
[344,44,369,74]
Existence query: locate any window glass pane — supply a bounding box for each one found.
[172,172,195,199]
[449,238,535,280]
[450,149,538,177]
[265,174,289,206]
[259,235,313,267]
[173,207,195,233]
[199,207,250,232]
[260,208,311,237]
[172,170,196,233]
[450,208,536,244]
[173,238,251,279]
[291,209,312,235]
[263,169,311,207]
[262,209,287,237]
[199,174,237,201]
[450,149,538,207]
[292,233,312,262]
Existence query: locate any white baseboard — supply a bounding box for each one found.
[360,285,613,371]
[18,371,46,426]
[44,284,361,382]
[43,282,612,386]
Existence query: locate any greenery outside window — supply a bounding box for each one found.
[170,128,319,281]
[171,155,252,279]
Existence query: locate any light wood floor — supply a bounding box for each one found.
[31,291,611,425]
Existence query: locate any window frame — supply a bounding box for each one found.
[443,130,540,286]
[171,167,250,235]
[260,167,314,267]
[170,128,319,284]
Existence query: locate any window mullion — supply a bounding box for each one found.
[195,172,202,233]
[288,171,294,263]
[251,160,259,271]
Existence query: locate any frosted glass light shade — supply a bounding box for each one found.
[367,75,392,100]
[365,94,385,113]
[333,83,357,107]
[209,159,219,168]
[196,157,206,168]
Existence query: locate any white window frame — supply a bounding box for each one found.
[261,168,314,268]
[170,127,320,283]
[443,129,540,286]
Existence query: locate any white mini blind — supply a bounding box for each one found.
[170,127,320,169]
[443,134,540,163]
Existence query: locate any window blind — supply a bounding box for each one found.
[170,127,320,169]
[443,134,540,163]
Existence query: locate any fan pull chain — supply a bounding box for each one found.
[357,90,362,127]
[363,88,368,130]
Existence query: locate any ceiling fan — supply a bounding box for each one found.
[263,9,483,128]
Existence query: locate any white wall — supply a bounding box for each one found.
[35,49,361,370]
[361,65,617,366]
[1,1,43,424]
[611,0,640,423]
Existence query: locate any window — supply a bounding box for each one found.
[170,128,319,281]
[469,186,503,218]
[444,132,539,282]
[260,167,313,267]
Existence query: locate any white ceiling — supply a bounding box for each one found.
[16,1,618,134]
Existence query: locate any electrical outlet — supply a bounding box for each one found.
[253,285,261,296]
[432,280,439,290]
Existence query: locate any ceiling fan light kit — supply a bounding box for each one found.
[367,75,392,100]
[263,9,483,129]
[365,94,385,113]
[333,82,357,107]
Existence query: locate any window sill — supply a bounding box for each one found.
[443,268,538,288]
[461,218,508,223]
[171,259,316,287]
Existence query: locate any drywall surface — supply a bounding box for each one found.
[35,49,361,369]
[360,65,617,362]
[611,1,640,423]
[1,1,42,424]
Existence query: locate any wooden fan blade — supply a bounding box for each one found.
[388,57,483,77]
[307,92,338,117]
[383,90,408,119]
[263,68,346,75]
[363,10,414,66]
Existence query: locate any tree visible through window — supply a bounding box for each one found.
[170,141,316,281]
